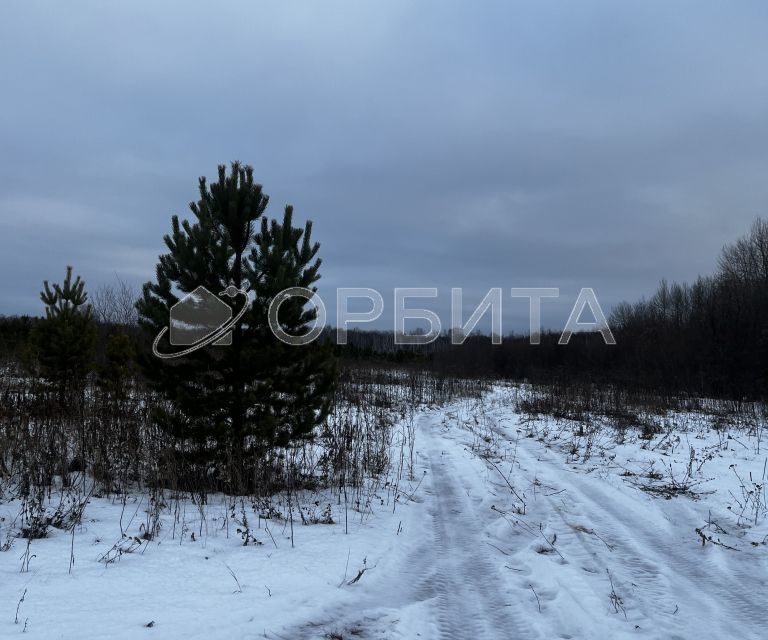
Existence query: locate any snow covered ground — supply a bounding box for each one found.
[2,385,767,639]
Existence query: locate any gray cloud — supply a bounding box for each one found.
[1,1,767,332]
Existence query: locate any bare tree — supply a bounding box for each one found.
[92,275,138,326]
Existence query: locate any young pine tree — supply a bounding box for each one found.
[137,162,336,491]
[32,266,96,404]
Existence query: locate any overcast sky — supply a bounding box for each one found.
[1,1,767,332]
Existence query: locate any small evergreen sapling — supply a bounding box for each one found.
[32,266,95,404]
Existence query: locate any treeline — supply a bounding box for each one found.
[502,218,768,398]
[332,219,768,400]
[3,218,767,403]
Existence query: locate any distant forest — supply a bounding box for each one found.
[1,218,767,401]
[339,219,768,399]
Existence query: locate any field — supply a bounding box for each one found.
[2,380,766,639]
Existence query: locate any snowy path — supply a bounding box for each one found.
[274,409,540,639]
[276,401,768,640]
[422,435,530,640]
[271,409,530,639]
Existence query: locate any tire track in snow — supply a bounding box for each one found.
[273,410,538,639]
[424,425,538,640]
[513,436,768,640]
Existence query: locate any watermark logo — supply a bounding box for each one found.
[267,287,615,346]
[153,285,615,358]
[152,285,250,359]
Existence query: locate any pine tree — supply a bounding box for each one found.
[32,266,96,404]
[137,162,336,491]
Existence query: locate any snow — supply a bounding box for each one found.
[2,384,767,639]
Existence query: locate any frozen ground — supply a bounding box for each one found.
[2,386,767,639]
